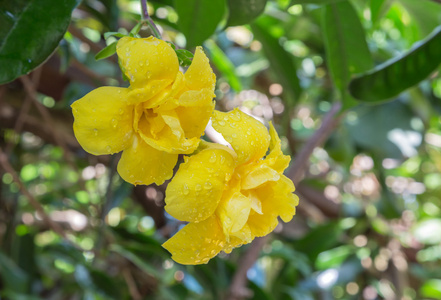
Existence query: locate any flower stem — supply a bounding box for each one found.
[140,0,162,39]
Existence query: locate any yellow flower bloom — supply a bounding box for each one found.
[163,109,299,264]
[71,37,216,185]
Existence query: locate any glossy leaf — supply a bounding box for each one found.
[349,26,441,102]
[291,0,345,4]
[226,0,267,27]
[175,49,194,67]
[322,1,373,107]
[370,0,393,24]
[0,0,80,84]
[95,41,117,61]
[0,251,29,292]
[251,17,301,106]
[175,0,226,48]
[204,40,242,91]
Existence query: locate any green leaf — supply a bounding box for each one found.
[349,25,441,102]
[370,0,393,25]
[110,244,161,278]
[421,279,441,299]
[104,32,126,39]
[175,0,226,48]
[322,1,373,108]
[251,17,301,106]
[226,0,267,27]
[204,40,242,91]
[291,0,345,4]
[0,251,29,292]
[315,245,354,270]
[95,41,117,61]
[175,49,194,67]
[398,0,441,37]
[0,0,81,84]
[130,21,143,35]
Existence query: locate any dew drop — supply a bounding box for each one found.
[220,156,225,164]
[195,184,202,191]
[183,184,189,195]
[218,120,226,126]
[111,118,118,128]
[209,154,216,163]
[232,133,237,138]
[93,128,98,136]
[106,146,112,153]
[204,182,212,190]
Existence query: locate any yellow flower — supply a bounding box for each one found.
[71,37,216,185]
[162,109,299,264]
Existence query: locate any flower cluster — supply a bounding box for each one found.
[72,37,299,265]
[72,37,215,186]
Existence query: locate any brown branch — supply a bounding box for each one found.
[288,101,342,185]
[227,101,343,300]
[296,184,340,218]
[5,68,42,154]
[0,147,67,239]
[227,236,269,300]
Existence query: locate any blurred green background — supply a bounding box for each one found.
[1,0,441,299]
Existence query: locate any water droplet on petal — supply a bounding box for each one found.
[204,182,212,190]
[93,128,98,136]
[218,120,225,126]
[111,118,118,128]
[183,184,189,195]
[209,154,216,163]
[195,184,202,191]
[220,156,225,164]
[106,146,112,153]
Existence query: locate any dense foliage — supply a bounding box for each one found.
[1,0,441,299]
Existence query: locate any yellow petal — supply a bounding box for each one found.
[175,88,215,138]
[165,148,235,223]
[240,163,280,190]
[72,87,133,156]
[184,47,216,91]
[217,191,251,236]
[247,175,299,237]
[117,135,178,185]
[223,224,253,253]
[212,109,270,165]
[116,36,179,90]
[246,206,279,238]
[162,216,225,265]
[267,175,299,222]
[265,122,291,173]
[137,109,199,154]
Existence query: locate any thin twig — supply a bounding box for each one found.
[288,101,342,185]
[0,147,67,239]
[140,0,162,39]
[123,268,142,300]
[227,236,269,300]
[5,68,42,155]
[226,101,343,300]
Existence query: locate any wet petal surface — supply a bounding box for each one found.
[162,216,225,265]
[212,109,270,165]
[72,87,133,156]
[117,135,178,186]
[165,148,235,223]
[117,36,179,91]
